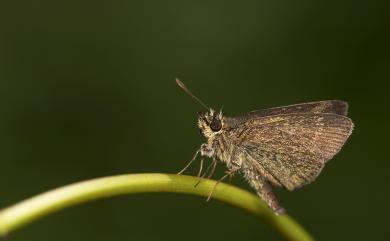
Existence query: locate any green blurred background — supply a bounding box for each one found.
[0,1,389,240]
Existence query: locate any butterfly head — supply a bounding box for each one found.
[175,79,224,138]
[198,108,224,139]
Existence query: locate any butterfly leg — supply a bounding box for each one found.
[196,158,204,177]
[206,157,217,179]
[206,167,238,201]
[194,157,217,187]
[177,148,201,175]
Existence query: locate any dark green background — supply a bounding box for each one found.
[1,1,389,240]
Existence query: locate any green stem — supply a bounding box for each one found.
[0,173,314,241]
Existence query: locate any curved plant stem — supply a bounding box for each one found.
[0,173,314,241]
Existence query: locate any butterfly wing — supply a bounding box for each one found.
[232,101,348,126]
[230,112,353,191]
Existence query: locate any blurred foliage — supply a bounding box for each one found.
[0,0,389,241]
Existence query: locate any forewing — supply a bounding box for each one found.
[233,113,353,191]
[233,101,348,125]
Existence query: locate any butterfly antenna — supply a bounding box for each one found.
[176,78,209,110]
[220,105,224,114]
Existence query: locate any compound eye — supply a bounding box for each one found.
[210,118,222,132]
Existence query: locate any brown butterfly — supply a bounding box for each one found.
[176,79,354,214]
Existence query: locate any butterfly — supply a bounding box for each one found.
[176,79,354,214]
